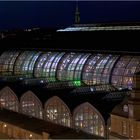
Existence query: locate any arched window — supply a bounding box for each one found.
[73,102,105,137]
[123,104,128,113]
[0,86,19,112]
[20,91,43,119]
[44,96,71,127]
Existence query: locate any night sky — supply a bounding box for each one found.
[0,1,140,30]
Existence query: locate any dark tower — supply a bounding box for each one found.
[75,1,80,24]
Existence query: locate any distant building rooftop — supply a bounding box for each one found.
[57,23,140,32]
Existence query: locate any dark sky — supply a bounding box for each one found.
[0,1,140,30]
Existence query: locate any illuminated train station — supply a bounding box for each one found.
[0,48,140,139]
[0,1,140,139]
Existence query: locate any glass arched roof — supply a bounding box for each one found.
[0,51,139,89]
[57,53,90,81]
[111,56,140,89]
[57,53,75,81]
[82,54,119,85]
[14,51,41,78]
[0,51,20,76]
[34,52,52,78]
[35,52,65,82]
[57,25,140,32]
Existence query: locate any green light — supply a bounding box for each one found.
[49,77,56,82]
[73,80,81,86]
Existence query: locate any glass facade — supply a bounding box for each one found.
[44,96,71,127]
[73,102,104,137]
[57,53,90,81]
[0,45,140,139]
[57,53,75,81]
[14,51,41,78]
[42,52,65,81]
[57,25,140,32]
[0,86,106,137]
[82,54,102,85]
[0,51,139,89]
[20,91,43,119]
[66,53,89,81]
[0,87,19,112]
[0,51,20,76]
[82,54,119,85]
[34,52,65,81]
[111,56,140,89]
[34,52,52,78]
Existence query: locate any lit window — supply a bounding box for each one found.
[14,51,40,78]
[20,91,43,119]
[122,121,127,135]
[44,96,71,127]
[73,102,105,137]
[0,87,19,112]
[0,51,19,76]
[3,124,7,128]
[82,54,118,85]
[123,105,128,112]
[111,56,140,89]
[29,134,32,138]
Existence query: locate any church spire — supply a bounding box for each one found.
[75,1,80,24]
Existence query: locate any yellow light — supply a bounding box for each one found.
[29,134,32,138]
[3,124,7,128]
